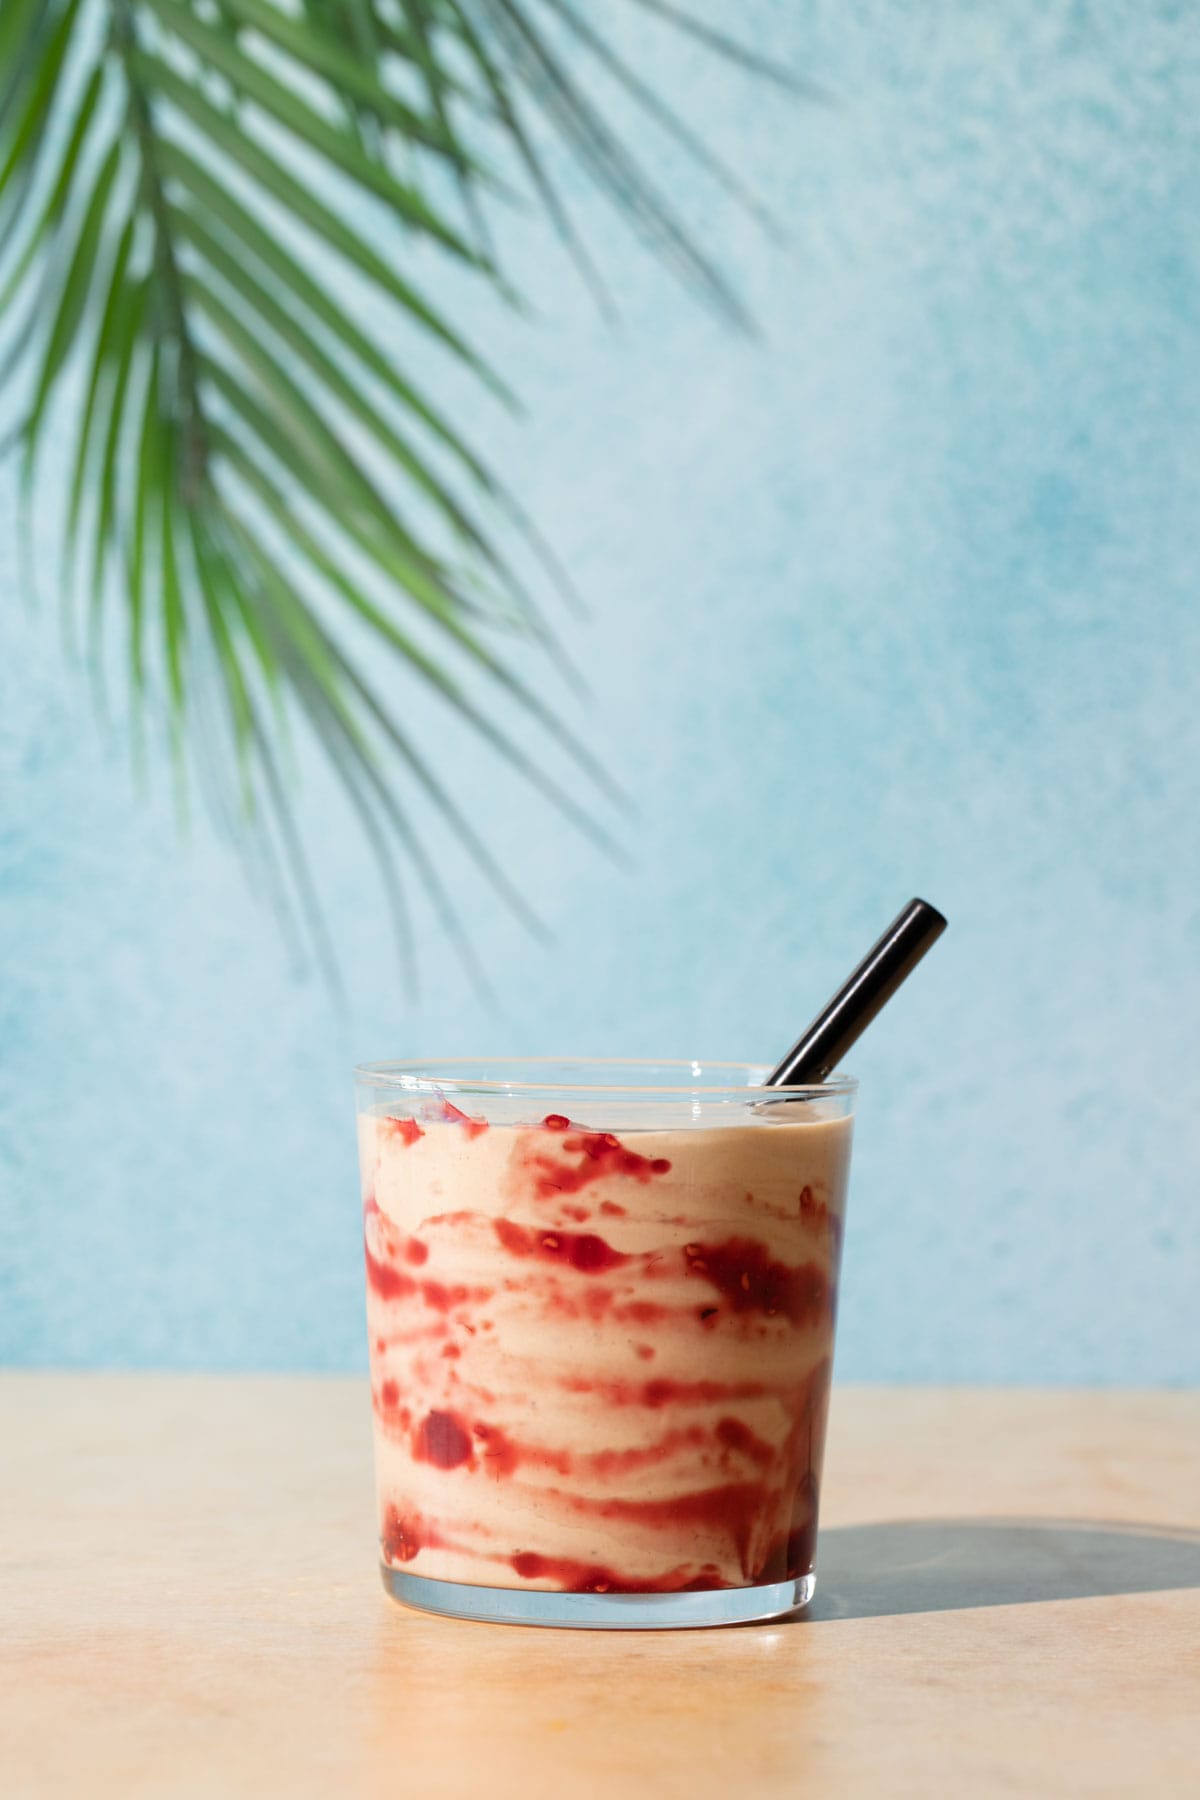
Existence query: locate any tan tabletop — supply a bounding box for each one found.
[3,1376,1199,1797]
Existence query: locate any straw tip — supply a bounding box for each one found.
[909,897,949,934]
[910,900,949,928]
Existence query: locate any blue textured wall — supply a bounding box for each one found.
[2,1,1198,1380]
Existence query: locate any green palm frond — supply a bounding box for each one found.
[0,0,798,979]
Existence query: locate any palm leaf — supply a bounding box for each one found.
[440,0,615,315]
[0,0,82,196]
[479,0,752,327]
[66,212,136,559]
[22,135,124,482]
[90,277,149,632]
[0,0,800,977]
[206,0,472,162]
[0,63,103,315]
[137,56,512,392]
[141,0,481,233]
[613,0,816,95]
[534,0,781,233]
[159,472,186,719]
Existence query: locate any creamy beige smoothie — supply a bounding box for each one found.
[359,1094,852,1595]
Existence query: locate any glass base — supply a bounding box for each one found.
[382,1565,815,1629]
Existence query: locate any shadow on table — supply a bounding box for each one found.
[804,1518,1200,1621]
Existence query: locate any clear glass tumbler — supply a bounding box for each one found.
[354,1059,856,1629]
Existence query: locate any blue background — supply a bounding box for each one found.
[2,1,1198,1381]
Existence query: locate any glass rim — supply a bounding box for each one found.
[353,1056,858,1099]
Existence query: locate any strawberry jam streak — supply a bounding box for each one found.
[364,1246,488,1316]
[413,1409,473,1469]
[364,1197,491,1317]
[384,1116,424,1146]
[383,1507,438,1562]
[527,1122,671,1198]
[509,1552,727,1593]
[494,1217,630,1274]
[683,1238,829,1327]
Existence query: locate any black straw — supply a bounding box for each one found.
[766,898,947,1087]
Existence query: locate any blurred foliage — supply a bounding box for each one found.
[0,0,795,981]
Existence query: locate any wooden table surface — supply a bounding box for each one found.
[3,1377,1199,1798]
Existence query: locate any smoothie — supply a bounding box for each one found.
[359,1097,852,1595]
